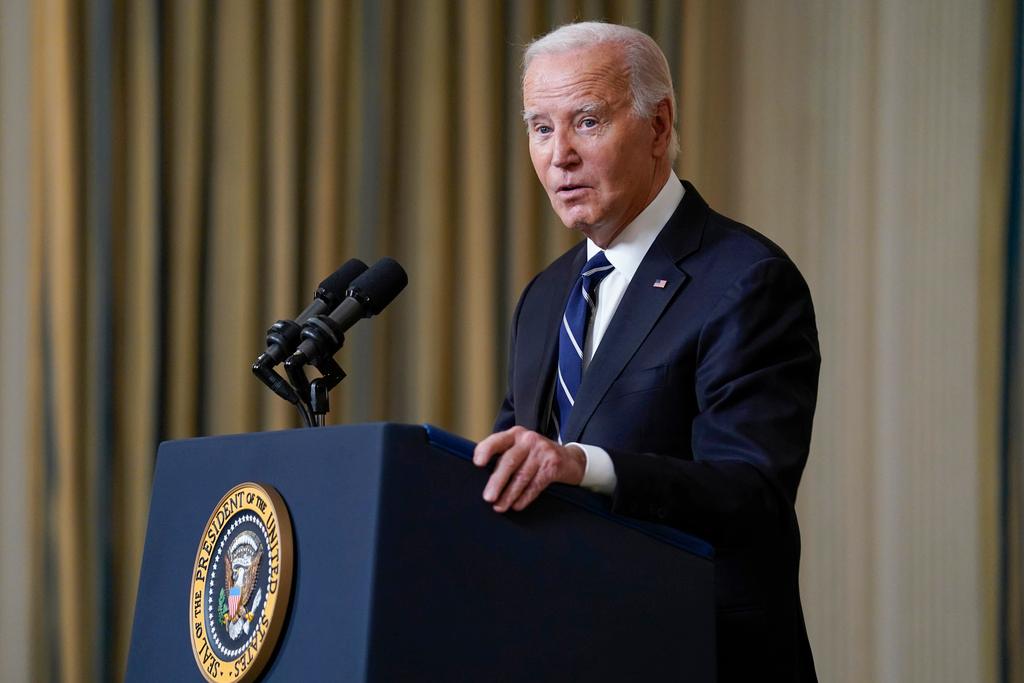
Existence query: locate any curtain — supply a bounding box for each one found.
[23,1,686,680]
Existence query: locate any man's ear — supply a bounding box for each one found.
[651,97,673,158]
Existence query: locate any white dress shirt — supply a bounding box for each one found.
[568,175,685,495]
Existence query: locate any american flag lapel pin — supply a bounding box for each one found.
[653,279,668,289]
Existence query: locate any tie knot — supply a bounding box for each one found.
[580,251,613,290]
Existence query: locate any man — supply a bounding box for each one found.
[472,22,820,681]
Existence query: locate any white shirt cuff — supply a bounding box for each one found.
[567,442,617,496]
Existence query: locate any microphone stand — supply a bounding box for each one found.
[255,361,315,427]
[309,357,346,427]
[285,349,347,428]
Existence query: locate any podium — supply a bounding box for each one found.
[126,423,715,681]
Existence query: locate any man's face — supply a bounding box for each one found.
[523,45,665,247]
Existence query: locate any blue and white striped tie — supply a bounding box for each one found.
[553,251,614,442]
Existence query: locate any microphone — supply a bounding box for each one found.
[285,257,408,369]
[252,258,368,403]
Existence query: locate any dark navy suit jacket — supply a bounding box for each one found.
[494,181,820,681]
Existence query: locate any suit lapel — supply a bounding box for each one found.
[561,182,708,443]
[524,247,586,431]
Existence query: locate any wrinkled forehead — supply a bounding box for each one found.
[522,45,630,112]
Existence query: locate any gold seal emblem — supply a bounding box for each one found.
[189,482,294,682]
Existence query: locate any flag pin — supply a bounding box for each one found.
[653,279,668,288]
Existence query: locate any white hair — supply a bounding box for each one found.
[523,21,679,162]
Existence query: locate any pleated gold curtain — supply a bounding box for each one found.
[27,1,688,679]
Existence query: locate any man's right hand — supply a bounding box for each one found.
[472,426,587,514]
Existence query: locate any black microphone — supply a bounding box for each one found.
[252,258,368,403]
[285,257,408,369]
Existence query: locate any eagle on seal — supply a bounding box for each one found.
[224,530,262,621]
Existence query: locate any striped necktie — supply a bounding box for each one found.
[553,251,614,442]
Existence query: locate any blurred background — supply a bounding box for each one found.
[0,0,1020,681]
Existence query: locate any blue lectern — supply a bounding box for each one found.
[126,423,715,681]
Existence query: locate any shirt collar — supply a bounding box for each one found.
[586,175,685,282]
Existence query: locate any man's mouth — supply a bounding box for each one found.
[556,183,590,195]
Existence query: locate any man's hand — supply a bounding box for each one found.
[472,426,587,513]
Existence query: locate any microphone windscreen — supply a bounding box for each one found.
[349,257,408,315]
[316,258,369,307]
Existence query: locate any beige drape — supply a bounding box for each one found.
[1,1,1013,681]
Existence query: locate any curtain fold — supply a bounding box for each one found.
[163,0,207,441]
[32,0,90,679]
[1003,1,1024,678]
[0,0,33,679]
[454,0,501,436]
[264,0,302,430]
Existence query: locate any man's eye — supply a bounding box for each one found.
[535,125,552,135]
[580,118,598,128]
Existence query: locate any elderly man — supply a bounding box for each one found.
[472,22,819,681]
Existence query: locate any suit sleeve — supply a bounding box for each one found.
[606,257,820,545]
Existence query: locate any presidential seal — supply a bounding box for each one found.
[190,482,294,682]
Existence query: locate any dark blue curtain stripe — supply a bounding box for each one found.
[40,273,60,682]
[352,0,384,424]
[85,0,115,680]
[147,9,167,680]
[155,2,171,447]
[1001,1,1024,680]
[497,0,518,395]
[254,1,269,405]
[196,0,216,437]
[294,1,311,303]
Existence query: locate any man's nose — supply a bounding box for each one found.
[551,130,580,169]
